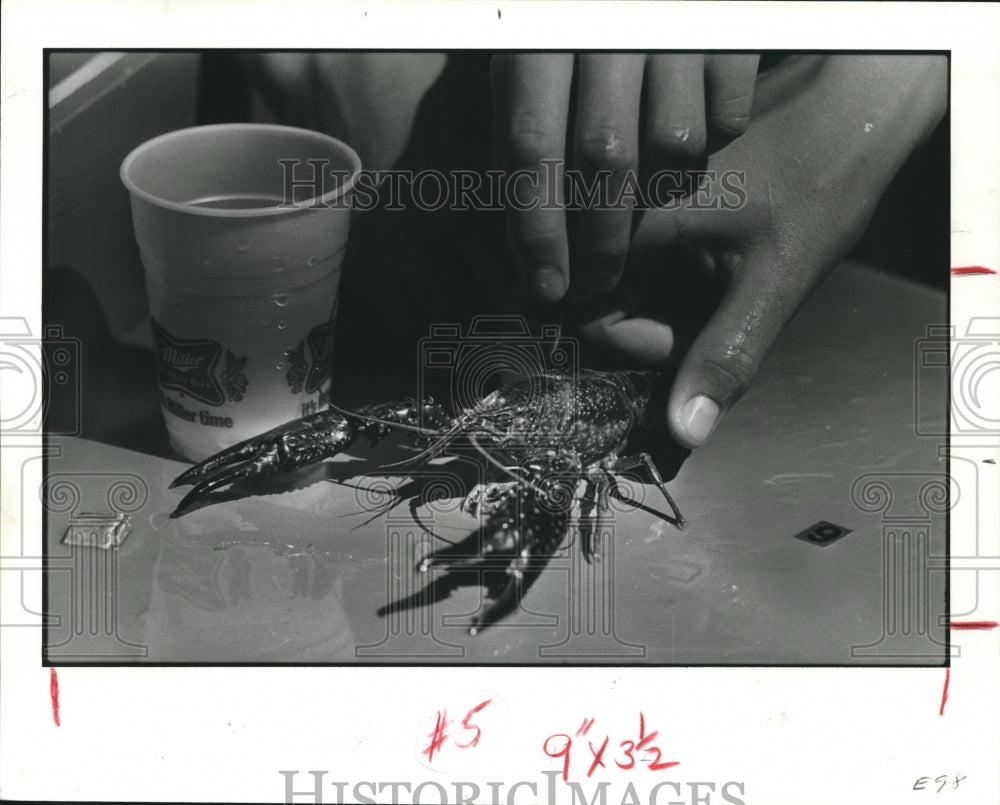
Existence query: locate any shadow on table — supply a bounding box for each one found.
[44,265,171,457]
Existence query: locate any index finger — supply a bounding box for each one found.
[571,53,645,298]
[490,53,574,302]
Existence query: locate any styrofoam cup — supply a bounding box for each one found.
[121,124,360,460]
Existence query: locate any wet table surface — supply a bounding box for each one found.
[43,262,949,665]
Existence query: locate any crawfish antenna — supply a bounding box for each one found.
[376,418,469,471]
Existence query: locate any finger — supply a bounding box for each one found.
[572,284,677,365]
[580,315,677,365]
[666,248,812,448]
[704,54,759,147]
[571,53,646,297]
[644,54,708,163]
[491,53,574,302]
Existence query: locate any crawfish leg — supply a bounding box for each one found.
[608,452,685,529]
[461,481,517,518]
[578,466,615,562]
[170,399,450,517]
[458,440,536,518]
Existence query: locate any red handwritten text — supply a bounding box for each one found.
[544,713,679,782]
[422,699,493,761]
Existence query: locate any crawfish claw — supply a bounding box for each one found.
[172,463,268,518]
[169,398,453,517]
[169,410,356,517]
[418,449,580,635]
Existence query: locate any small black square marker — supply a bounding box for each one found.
[794,520,852,547]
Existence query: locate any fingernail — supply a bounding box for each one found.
[530,266,566,301]
[679,394,719,447]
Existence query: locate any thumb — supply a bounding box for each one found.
[667,251,810,448]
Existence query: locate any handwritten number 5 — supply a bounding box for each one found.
[454,699,492,749]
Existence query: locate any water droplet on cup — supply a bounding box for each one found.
[276,362,285,371]
[307,256,320,266]
[277,321,287,330]
[272,294,289,307]
[237,241,250,252]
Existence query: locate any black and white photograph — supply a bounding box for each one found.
[2,3,998,804]
[42,48,953,664]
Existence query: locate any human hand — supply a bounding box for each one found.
[490,53,760,302]
[577,55,947,448]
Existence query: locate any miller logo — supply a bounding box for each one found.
[151,319,248,405]
[285,299,337,394]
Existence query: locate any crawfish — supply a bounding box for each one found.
[170,369,685,633]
